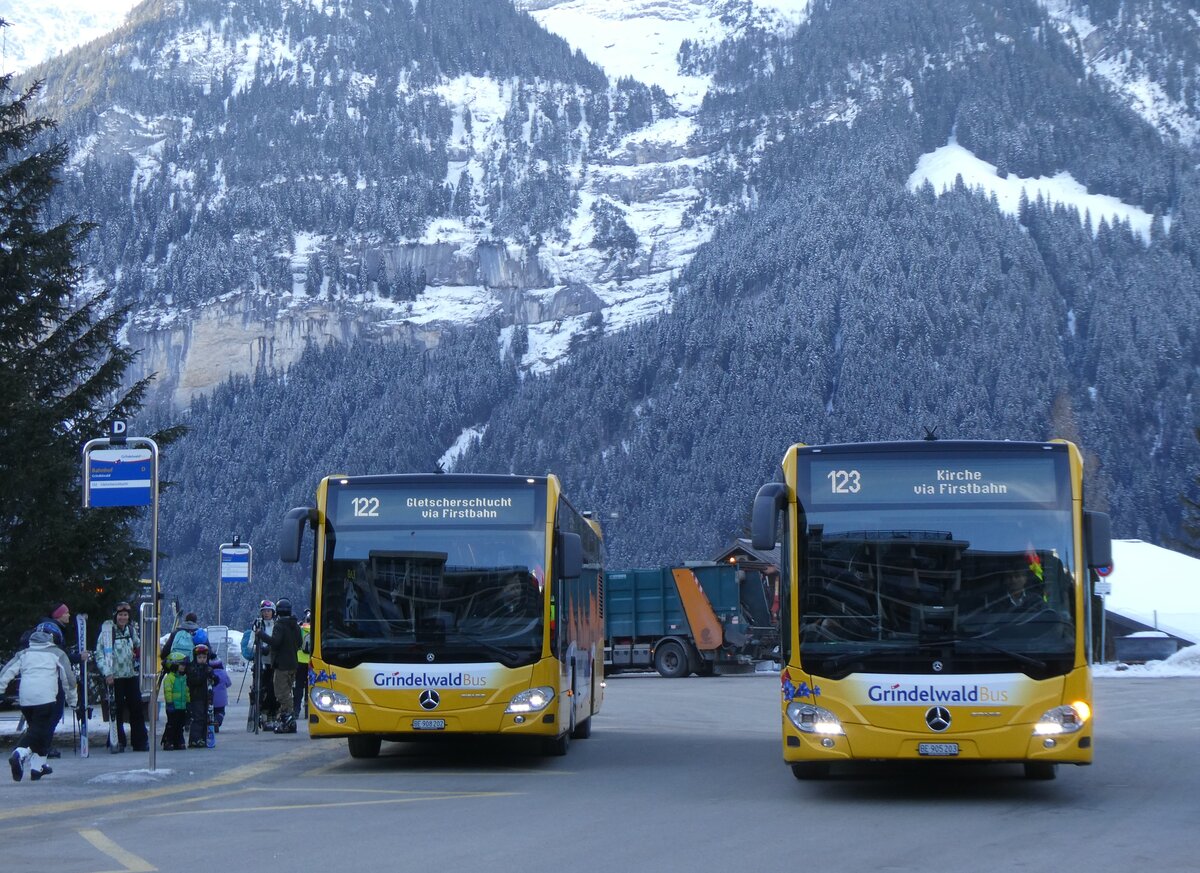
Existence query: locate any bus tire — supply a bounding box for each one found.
[654,641,690,678]
[571,716,592,739]
[542,730,570,756]
[1023,762,1057,780]
[347,735,381,759]
[791,762,831,780]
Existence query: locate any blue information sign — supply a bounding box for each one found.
[87,449,154,507]
[220,547,251,583]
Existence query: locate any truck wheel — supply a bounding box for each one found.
[654,641,690,678]
[347,735,381,759]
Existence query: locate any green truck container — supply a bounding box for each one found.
[605,563,779,677]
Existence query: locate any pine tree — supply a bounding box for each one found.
[0,70,178,649]
[1180,428,1200,558]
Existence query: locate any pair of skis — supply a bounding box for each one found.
[77,614,89,758]
[207,679,216,748]
[247,621,262,734]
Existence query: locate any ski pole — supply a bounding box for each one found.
[236,658,249,702]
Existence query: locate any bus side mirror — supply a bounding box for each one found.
[751,483,788,551]
[557,532,582,579]
[1084,511,1112,570]
[280,506,317,563]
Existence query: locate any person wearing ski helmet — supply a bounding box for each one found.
[263,598,303,734]
[96,602,148,752]
[185,644,216,747]
[160,651,190,751]
[244,599,277,728]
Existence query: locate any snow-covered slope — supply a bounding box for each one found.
[0,0,138,74]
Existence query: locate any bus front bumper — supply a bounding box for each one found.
[782,719,1094,765]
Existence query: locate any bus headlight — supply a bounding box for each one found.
[786,702,845,735]
[1033,702,1090,736]
[506,686,555,714]
[311,687,354,714]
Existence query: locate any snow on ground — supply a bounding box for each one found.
[908,137,1166,243]
[90,768,176,784]
[1094,643,1200,678]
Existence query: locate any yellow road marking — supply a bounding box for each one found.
[78,828,157,872]
[148,790,518,815]
[345,768,576,777]
[0,745,329,823]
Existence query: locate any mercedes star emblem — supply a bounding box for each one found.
[932,660,944,672]
[925,706,952,732]
[419,689,441,711]
[426,652,435,662]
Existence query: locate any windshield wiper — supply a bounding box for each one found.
[944,636,1046,671]
[450,633,530,667]
[810,636,1046,674]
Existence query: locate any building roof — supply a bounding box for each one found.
[712,538,780,568]
[1105,540,1200,644]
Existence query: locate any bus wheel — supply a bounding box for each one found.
[542,730,570,757]
[347,735,381,759]
[791,762,831,780]
[1023,762,1057,780]
[654,641,690,678]
[571,716,592,739]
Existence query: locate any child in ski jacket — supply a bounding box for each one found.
[184,645,215,747]
[161,652,189,750]
[1,631,77,781]
[209,656,232,731]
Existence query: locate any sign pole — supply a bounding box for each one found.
[83,421,160,770]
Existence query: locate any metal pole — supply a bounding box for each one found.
[140,602,158,771]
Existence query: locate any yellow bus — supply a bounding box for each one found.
[751,439,1112,780]
[280,473,604,757]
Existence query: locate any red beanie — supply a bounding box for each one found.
[51,603,70,620]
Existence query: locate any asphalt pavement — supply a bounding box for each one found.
[0,676,324,818]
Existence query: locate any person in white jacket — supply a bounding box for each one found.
[1,630,78,782]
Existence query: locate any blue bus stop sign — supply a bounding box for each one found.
[220,546,251,583]
[87,448,153,507]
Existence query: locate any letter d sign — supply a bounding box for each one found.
[110,420,128,445]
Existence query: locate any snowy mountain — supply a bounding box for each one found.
[19,0,813,409]
[0,0,137,74]
[8,0,1200,602]
[16,0,1198,411]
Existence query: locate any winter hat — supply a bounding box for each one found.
[184,612,198,623]
[51,603,70,620]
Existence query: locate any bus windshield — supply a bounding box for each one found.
[795,450,1077,679]
[319,481,547,668]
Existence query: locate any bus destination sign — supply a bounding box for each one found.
[806,455,1060,506]
[331,484,538,527]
